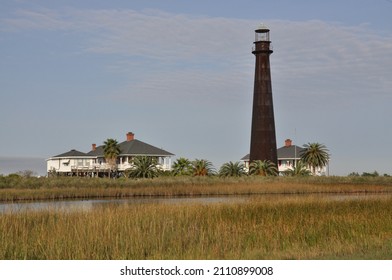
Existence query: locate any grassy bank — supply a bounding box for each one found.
[1,195,392,259]
[1,176,392,202]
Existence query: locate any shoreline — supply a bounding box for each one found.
[1,176,392,203]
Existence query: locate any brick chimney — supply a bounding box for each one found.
[92,143,97,151]
[126,132,135,142]
[285,139,292,147]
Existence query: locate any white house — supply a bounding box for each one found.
[46,132,174,176]
[46,149,95,175]
[241,139,329,175]
[276,139,305,173]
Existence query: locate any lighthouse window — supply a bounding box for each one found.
[256,32,269,41]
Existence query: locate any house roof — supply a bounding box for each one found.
[87,146,104,157]
[241,154,250,161]
[88,139,174,157]
[277,145,304,159]
[52,149,92,158]
[241,145,305,161]
[119,139,174,156]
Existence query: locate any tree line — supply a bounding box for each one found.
[102,140,330,179]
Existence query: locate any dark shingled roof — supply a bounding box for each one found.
[277,145,304,159]
[87,146,104,157]
[87,139,174,157]
[241,145,305,161]
[119,139,173,156]
[53,149,90,158]
[241,154,250,161]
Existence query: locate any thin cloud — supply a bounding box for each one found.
[269,20,392,100]
[2,9,250,59]
[4,8,391,100]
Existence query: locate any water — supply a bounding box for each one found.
[1,193,391,214]
[0,196,249,213]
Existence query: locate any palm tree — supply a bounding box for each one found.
[219,161,247,177]
[283,160,311,176]
[172,157,193,176]
[192,159,216,176]
[300,142,329,175]
[249,160,278,176]
[126,156,159,179]
[103,138,121,178]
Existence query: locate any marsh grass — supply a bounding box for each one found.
[1,195,392,259]
[1,176,392,202]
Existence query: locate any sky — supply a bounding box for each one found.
[1,0,392,176]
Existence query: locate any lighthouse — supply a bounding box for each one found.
[249,24,277,166]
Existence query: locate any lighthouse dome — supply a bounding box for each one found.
[256,23,270,33]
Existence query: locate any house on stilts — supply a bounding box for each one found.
[46,132,174,177]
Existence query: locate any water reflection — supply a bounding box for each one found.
[0,196,249,213]
[1,193,391,213]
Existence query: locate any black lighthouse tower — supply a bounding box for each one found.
[249,24,277,165]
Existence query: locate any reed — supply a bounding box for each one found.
[1,195,392,259]
[1,176,392,202]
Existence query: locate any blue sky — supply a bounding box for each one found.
[1,0,392,175]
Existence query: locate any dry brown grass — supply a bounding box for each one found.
[1,194,392,260]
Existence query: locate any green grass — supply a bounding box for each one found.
[1,195,392,259]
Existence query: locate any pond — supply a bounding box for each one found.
[1,193,392,213]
